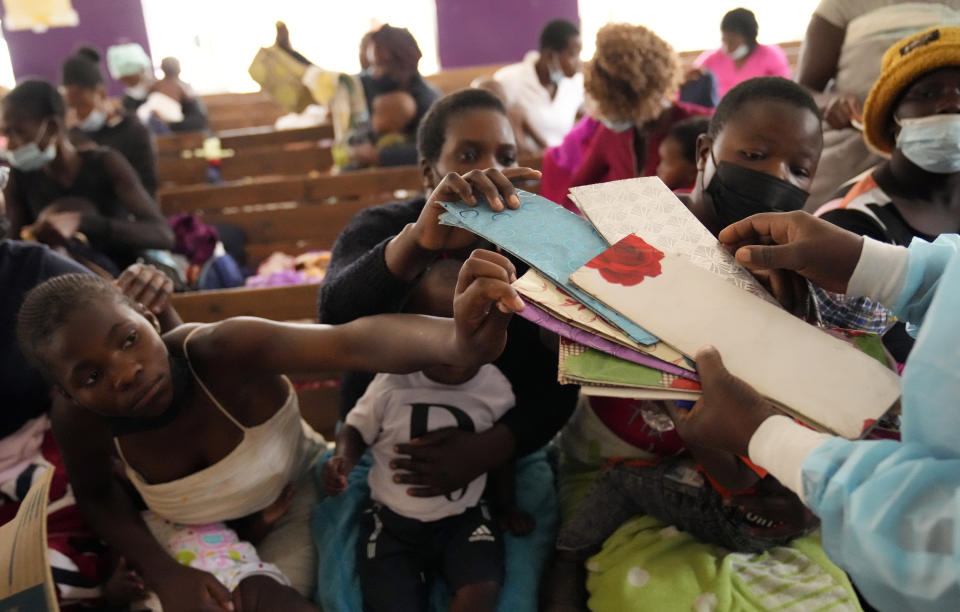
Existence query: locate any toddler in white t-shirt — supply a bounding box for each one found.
[323,361,532,612]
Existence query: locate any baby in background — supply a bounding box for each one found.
[655,115,711,192]
[369,90,418,148]
[323,357,533,612]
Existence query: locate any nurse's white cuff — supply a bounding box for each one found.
[846,237,909,307]
[747,415,833,503]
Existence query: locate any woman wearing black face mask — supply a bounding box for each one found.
[350,24,440,168]
[681,77,823,237]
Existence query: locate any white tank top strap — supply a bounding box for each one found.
[182,326,246,431]
[113,437,129,463]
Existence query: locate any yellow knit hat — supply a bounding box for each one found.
[863,26,960,154]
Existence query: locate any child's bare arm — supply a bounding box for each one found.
[489,461,534,536]
[322,425,368,496]
[197,251,523,377]
[50,398,234,611]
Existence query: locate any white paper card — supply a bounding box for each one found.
[570,177,776,304]
[571,250,901,438]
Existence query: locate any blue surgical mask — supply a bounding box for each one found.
[601,118,633,133]
[77,109,107,132]
[896,114,960,174]
[6,121,57,172]
[125,83,149,100]
[549,60,565,85]
[727,44,750,60]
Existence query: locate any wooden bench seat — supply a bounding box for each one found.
[156,124,334,157]
[159,165,424,214]
[157,143,334,187]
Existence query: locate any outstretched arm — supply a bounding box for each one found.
[211,250,523,377]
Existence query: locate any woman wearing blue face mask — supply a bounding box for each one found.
[817,27,960,248]
[493,19,584,153]
[1,79,174,275]
[813,27,960,363]
[561,24,710,211]
[692,8,792,99]
[61,46,158,197]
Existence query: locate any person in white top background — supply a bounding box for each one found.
[494,19,584,152]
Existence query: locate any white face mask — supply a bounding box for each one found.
[77,109,107,132]
[6,120,57,172]
[125,83,149,100]
[727,44,749,60]
[600,117,633,133]
[896,114,960,174]
[549,60,566,85]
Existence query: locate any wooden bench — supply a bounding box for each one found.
[156,124,334,157]
[157,142,335,187]
[159,164,423,214]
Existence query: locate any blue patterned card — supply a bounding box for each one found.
[438,190,658,345]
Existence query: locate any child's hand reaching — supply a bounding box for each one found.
[452,249,524,366]
[323,455,355,497]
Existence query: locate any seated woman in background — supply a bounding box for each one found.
[61,46,158,196]
[693,8,792,99]
[2,80,174,275]
[349,24,440,167]
[560,24,711,210]
[493,19,584,152]
[815,26,960,362]
[797,0,960,209]
[107,43,208,134]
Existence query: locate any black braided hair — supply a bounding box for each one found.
[16,273,131,377]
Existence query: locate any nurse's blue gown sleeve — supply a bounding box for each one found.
[801,235,960,611]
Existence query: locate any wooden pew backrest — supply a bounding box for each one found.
[159,165,423,214]
[156,124,334,157]
[171,282,321,322]
[158,144,334,187]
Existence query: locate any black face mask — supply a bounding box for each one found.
[704,160,810,229]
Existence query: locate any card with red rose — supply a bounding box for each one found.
[570,234,900,439]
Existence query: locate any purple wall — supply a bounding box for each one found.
[0,0,152,96]
[436,0,579,69]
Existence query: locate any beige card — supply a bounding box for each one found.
[513,269,693,371]
[570,245,901,438]
[569,177,777,305]
[0,467,58,610]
